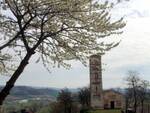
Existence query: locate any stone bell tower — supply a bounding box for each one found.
[90,54,103,109]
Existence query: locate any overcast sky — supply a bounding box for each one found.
[0,0,150,89]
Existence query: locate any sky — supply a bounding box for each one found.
[0,0,150,89]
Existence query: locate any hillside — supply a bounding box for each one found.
[0,86,59,103]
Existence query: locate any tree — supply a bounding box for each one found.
[125,71,150,113]
[57,89,73,113]
[0,0,125,106]
[138,80,150,113]
[78,87,90,109]
[124,88,133,113]
[125,71,140,113]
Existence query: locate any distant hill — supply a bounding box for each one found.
[0,86,132,103]
[0,86,60,103]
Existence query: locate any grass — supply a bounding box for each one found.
[89,109,121,113]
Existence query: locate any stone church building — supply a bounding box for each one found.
[103,90,125,109]
[89,54,124,109]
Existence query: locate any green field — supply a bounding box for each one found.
[89,109,121,113]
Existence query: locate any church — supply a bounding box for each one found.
[89,54,125,109]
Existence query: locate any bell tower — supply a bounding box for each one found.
[90,54,103,109]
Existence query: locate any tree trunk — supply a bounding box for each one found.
[65,104,67,113]
[125,98,129,113]
[148,104,150,113]
[0,51,34,105]
[133,88,137,113]
[141,100,144,113]
[134,98,137,113]
[0,106,3,113]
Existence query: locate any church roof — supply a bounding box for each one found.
[103,89,124,96]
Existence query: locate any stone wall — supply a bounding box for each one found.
[90,55,103,109]
[103,90,125,109]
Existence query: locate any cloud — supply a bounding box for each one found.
[101,16,150,88]
[112,0,150,19]
[125,10,150,18]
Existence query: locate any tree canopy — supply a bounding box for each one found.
[0,0,125,74]
[0,0,125,105]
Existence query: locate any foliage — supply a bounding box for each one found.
[0,0,126,74]
[89,109,121,113]
[37,105,52,113]
[49,88,81,113]
[0,0,125,105]
[78,87,90,108]
[0,53,12,74]
[3,100,46,113]
[50,102,79,113]
[56,89,73,113]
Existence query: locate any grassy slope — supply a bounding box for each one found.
[90,109,121,113]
